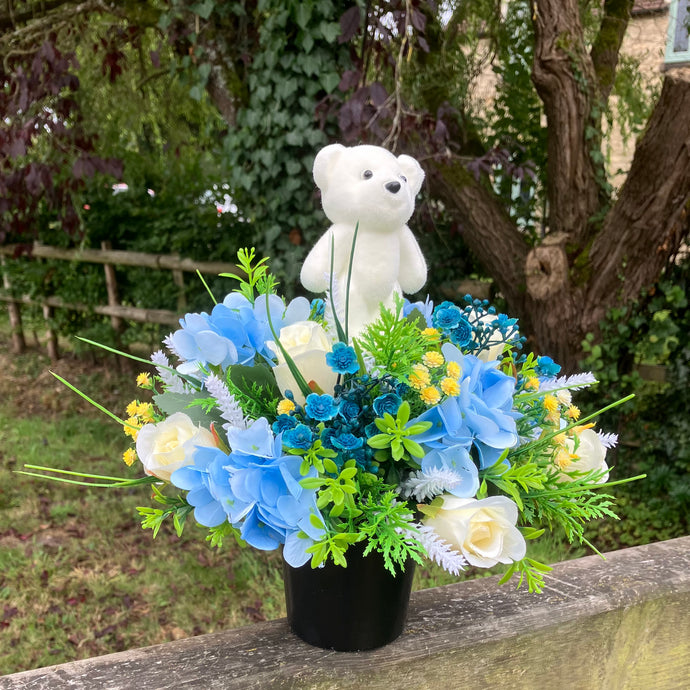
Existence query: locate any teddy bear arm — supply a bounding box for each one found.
[300,226,353,292]
[397,226,427,293]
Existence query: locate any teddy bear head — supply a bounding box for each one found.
[313,144,424,231]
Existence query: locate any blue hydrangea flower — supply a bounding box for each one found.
[373,393,402,417]
[282,423,314,450]
[305,393,338,421]
[168,312,240,373]
[403,297,434,327]
[326,342,360,375]
[411,343,519,468]
[432,301,463,331]
[170,446,233,528]
[171,421,325,567]
[421,445,479,498]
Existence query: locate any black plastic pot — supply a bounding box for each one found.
[282,541,415,652]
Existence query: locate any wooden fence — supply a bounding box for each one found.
[2,536,689,689]
[0,242,240,359]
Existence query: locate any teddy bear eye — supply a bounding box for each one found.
[362,170,373,180]
[400,175,407,183]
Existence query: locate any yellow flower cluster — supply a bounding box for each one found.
[277,398,296,415]
[408,351,463,406]
[122,448,137,467]
[122,399,156,453]
[136,372,152,388]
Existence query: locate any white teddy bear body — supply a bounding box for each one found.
[301,144,427,337]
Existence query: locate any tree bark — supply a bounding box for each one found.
[590,0,635,105]
[585,68,690,323]
[530,0,604,243]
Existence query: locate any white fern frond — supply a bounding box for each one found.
[597,431,619,449]
[414,524,467,575]
[400,467,462,501]
[540,372,598,392]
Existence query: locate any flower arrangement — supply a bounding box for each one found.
[29,247,638,594]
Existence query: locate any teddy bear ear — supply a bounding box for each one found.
[397,154,425,196]
[313,144,346,192]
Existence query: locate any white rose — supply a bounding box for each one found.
[268,321,338,404]
[422,495,526,568]
[136,412,216,482]
[561,428,609,483]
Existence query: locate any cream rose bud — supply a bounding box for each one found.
[563,428,609,483]
[423,495,527,568]
[268,321,338,405]
[135,412,216,482]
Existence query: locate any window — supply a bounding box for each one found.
[666,0,690,65]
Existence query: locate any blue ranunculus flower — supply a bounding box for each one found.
[450,316,473,347]
[331,433,364,451]
[536,355,561,377]
[305,393,338,421]
[373,393,402,418]
[432,301,463,331]
[326,342,360,375]
[272,414,297,434]
[282,423,314,450]
[320,426,339,449]
[310,298,325,318]
[338,399,361,422]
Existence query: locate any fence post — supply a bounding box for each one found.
[101,241,125,337]
[171,255,187,314]
[1,257,26,355]
[42,304,59,360]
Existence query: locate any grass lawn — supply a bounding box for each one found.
[0,321,587,676]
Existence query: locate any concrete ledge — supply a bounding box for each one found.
[2,536,689,689]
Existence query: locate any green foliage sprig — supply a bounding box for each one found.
[367,401,431,463]
[220,247,274,304]
[357,296,430,379]
[137,486,194,538]
[358,489,426,576]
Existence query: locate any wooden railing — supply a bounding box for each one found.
[1,536,688,689]
[0,243,240,359]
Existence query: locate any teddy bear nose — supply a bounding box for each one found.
[385,181,401,194]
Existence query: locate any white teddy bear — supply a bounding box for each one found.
[300,144,427,338]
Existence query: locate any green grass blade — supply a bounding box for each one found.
[75,337,202,388]
[196,269,217,305]
[263,292,312,399]
[50,371,132,428]
[328,234,348,343]
[344,221,359,343]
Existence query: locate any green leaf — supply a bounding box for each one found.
[367,434,392,449]
[340,467,358,480]
[309,513,324,530]
[300,477,324,489]
[191,0,215,20]
[324,458,339,474]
